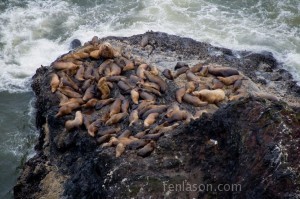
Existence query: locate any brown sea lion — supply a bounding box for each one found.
[131,89,139,104]
[55,102,81,117]
[97,134,113,145]
[186,70,201,82]
[56,91,69,106]
[105,112,128,125]
[141,86,162,97]
[162,69,174,80]
[84,64,94,80]
[109,62,122,76]
[233,79,242,92]
[136,64,148,79]
[140,91,156,101]
[81,79,93,92]
[144,113,159,127]
[140,81,160,91]
[142,105,168,119]
[106,76,124,82]
[174,66,189,78]
[97,77,110,99]
[99,42,118,59]
[52,61,78,70]
[208,66,239,77]
[98,127,121,136]
[118,130,131,138]
[75,65,85,81]
[88,119,102,137]
[190,63,203,73]
[137,141,156,157]
[185,81,196,94]
[129,75,142,85]
[175,87,186,104]
[157,123,180,134]
[142,132,162,141]
[65,111,83,131]
[60,75,79,91]
[82,98,98,108]
[149,65,159,76]
[174,62,189,70]
[117,80,132,93]
[192,89,225,103]
[254,92,279,102]
[166,110,188,123]
[82,85,95,101]
[50,73,60,93]
[197,66,208,77]
[144,71,167,92]
[134,131,147,139]
[217,75,241,86]
[109,98,122,116]
[57,86,82,98]
[129,109,139,126]
[212,79,224,89]
[127,139,149,150]
[183,93,207,107]
[59,98,84,107]
[166,103,180,118]
[121,99,130,113]
[98,59,113,74]
[95,98,115,110]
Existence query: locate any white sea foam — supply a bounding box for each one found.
[0,0,299,93]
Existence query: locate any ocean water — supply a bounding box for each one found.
[0,0,299,198]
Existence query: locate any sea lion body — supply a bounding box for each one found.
[136,64,148,79]
[105,112,128,125]
[131,89,139,104]
[144,112,159,127]
[50,73,60,93]
[129,109,139,126]
[212,79,224,89]
[137,141,156,157]
[175,87,186,103]
[144,71,167,92]
[65,111,83,131]
[109,98,122,116]
[208,67,239,77]
[218,75,241,86]
[192,89,225,103]
[52,61,78,70]
[183,93,208,107]
[57,86,82,98]
[75,65,85,81]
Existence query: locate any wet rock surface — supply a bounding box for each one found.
[14,32,299,199]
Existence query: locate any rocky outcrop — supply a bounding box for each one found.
[14,32,300,199]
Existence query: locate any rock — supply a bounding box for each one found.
[14,32,300,199]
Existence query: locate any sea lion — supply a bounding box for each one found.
[88,119,102,137]
[208,66,239,77]
[140,81,160,91]
[174,66,189,78]
[129,109,139,126]
[91,36,99,45]
[121,99,130,113]
[99,42,118,59]
[194,110,208,119]
[197,66,208,77]
[98,59,113,74]
[101,137,119,147]
[97,77,110,99]
[149,65,159,76]
[140,91,156,101]
[141,86,162,97]
[92,67,100,81]
[144,71,167,92]
[75,65,85,81]
[175,87,186,104]
[192,89,225,103]
[217,75,241,86]
[89,49,101,59]
[137,141,156,157]
[183,93,208,107]
[129,75,142,85]
[116,143,125,157]
[157,122,180,134]
[52,61,78,70]
[254,92,279,102]
[117,80,132,93]
[82,98,98,108]
[50,73,60,93]
[144,112,159,127]
[66,52,90,60]
[233,79,242,92]
[105,112,128,125]
[57,86,82,98]
[190,63,203,73]
[127,139,148,150]
[60,75,79,91]
[118,130,131,138]
[55,102,81,117]
[136,64,148,79]
[162,69,174,80]
[136,100,155,112]
[95,98,115,110]
[121,57,135,71]
[131,89,139,104]
[109,62,122,76]
[56,91,69,106]
[76,44,98,54]
[97,134,113,145]
[166,103,180,118]
[186,70,201,82]
[82,85,95,101]
[134,131,147,139]
[166,110,188,123]
[212,79,224,89]
[82,79,93,92]
[65,111,83,131]
[84,64,94,80]
[142,105,168,119]
[59,98,84,107]
[106,76,124,82]
[98,127,121,136]
[174,62,189,70]
[109,98,122,116]
[142,132,162,141]
[185,81,196,94]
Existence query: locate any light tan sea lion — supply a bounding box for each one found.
[101,137,119,147]
[50,73,60,93]
[162,69,174,80]
[192,89,225,103]
[212,79,224,89]
[140,91,156,101]
[149,65,159,76]
[254,92,279,102]
[68,52,90,60]
[137,100,155,113]
[89,49,101,59]
[59,98,84,107]
[109,98,122,116]
[144,71,167,92]
[52,61,78,70]
[105,112,128,125]
[166,103,180,118]
[129,109,139,126]
[121,57,135,71]
[137,141,156,157]
[99,42,118,59]
[116,143,125,157]
[185,81,196,94]
[97,77,110,99]
[136,64,148,79]
[76,45,98,54]
[65,111,83,131]
[131,89,139,104]
[175,87,186,103]
[217,75,241,86]
[82,98,98,108]
[183,93,208,107]
[55,102,81,117]
[208,66,239,77]
[75,65,85,81]
[144,112,159,127]
[98,59,113,74]
[140,81,160,91]
[166,110,188,123]
[57,86,82,98]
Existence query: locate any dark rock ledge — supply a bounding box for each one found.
[14,32,300,199]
